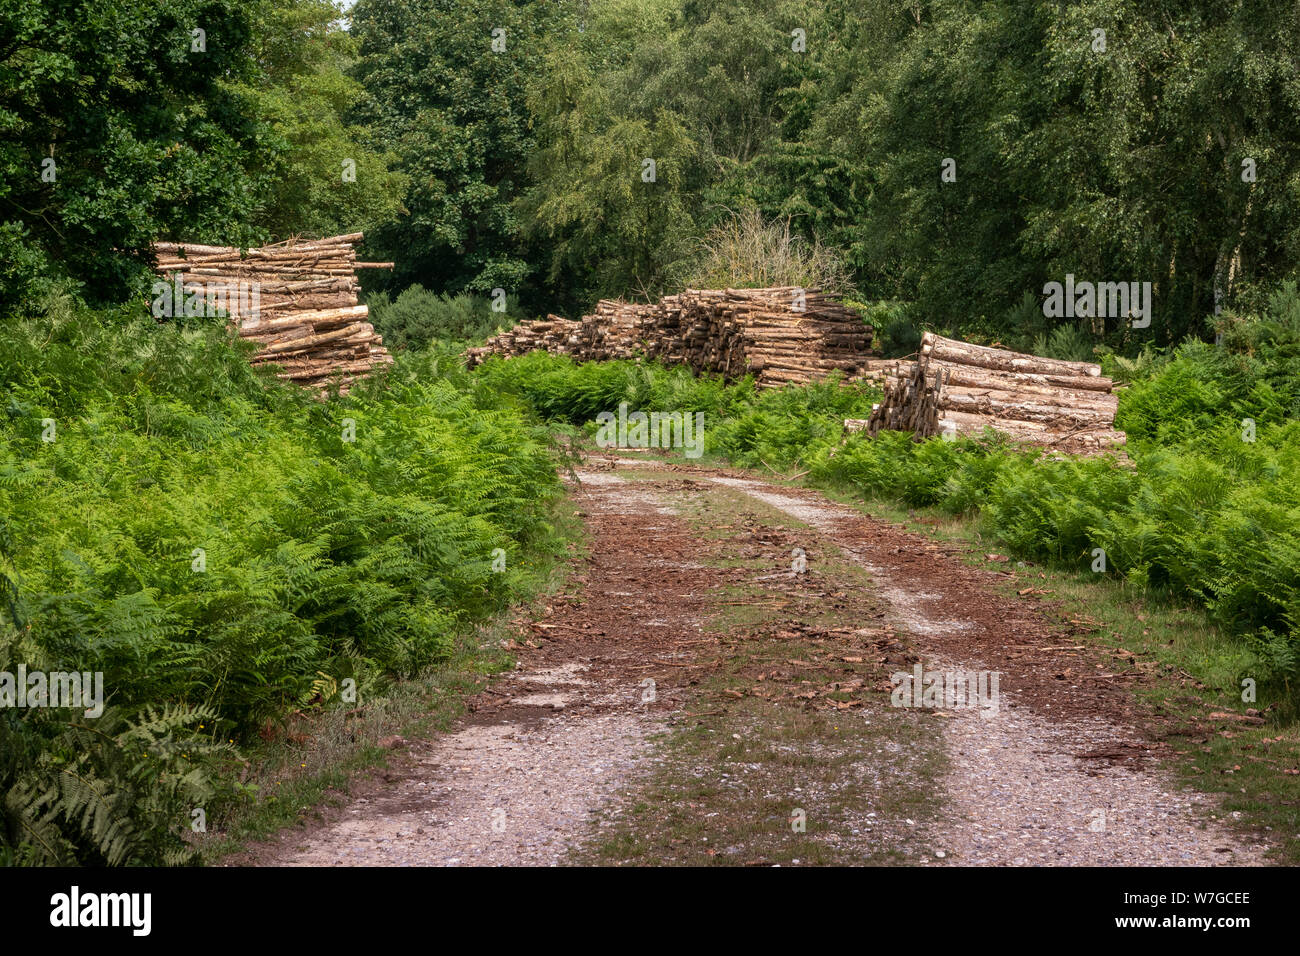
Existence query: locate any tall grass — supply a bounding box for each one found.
[673,207,854,294]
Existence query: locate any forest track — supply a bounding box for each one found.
[697,473,1267,865]
[245,453,1270,866]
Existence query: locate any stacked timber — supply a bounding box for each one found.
[465,287,875,388]
[152,233,394,394]
[861,332,1125,455]
[856,358,910,385]
[469,314,587,359]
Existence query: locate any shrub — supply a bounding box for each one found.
[368,285,526,351]
[474,351,879,467]
[863,300,922,358]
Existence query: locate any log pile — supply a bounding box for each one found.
[152,233,394,394]
[861,332,1125,455]
[856,358,910,385]
[465,287,875,388]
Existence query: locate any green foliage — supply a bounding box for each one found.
[981,456,1136,565]
[518,85,704,306]
[863,300,921,358]
[0,697,229,866]
[368,285,526,351]
[234,0,408,239]
[341,0,1300,344]
[1101,343,1168,385]
[1,500,225,866]
[0,0,407,309]
[1031,324,1098,363]
[1114,347,1227,445]
[475,352,742,425]
[708,376,877,469]
[815,428,1008,510]
[349,0,569,299]
[0,292,566,862]
[813,0,1300,343]
[515,0,831,309]
[1118,287,1300,446]
[472,350,879,467]
[0,0,274,306]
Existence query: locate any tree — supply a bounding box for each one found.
[0,0,274,307]
[234,0,408,240]
[517,0,827,309]
[817,0,1300,345]
[518,41,704,308]
[349,0,568,300]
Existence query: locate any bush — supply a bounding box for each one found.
[473,352,744,424]
[1031,323,1096,362]
[861,300,921,358]
[368,285,527,351]
[708,377,877,470]
[473,351,880,466]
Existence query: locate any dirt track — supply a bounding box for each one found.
[242,454,1270,866]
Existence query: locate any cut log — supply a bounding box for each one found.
[921,334,1103,378]
[465,286,875,389]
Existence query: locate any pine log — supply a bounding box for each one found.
[921,332,1103,378]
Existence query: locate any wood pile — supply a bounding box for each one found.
[860,332,1125,455]
[465,287,875,388]
[856,358,910,385]
[152,233,394,394]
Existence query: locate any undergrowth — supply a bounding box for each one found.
[0,290,567,864]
